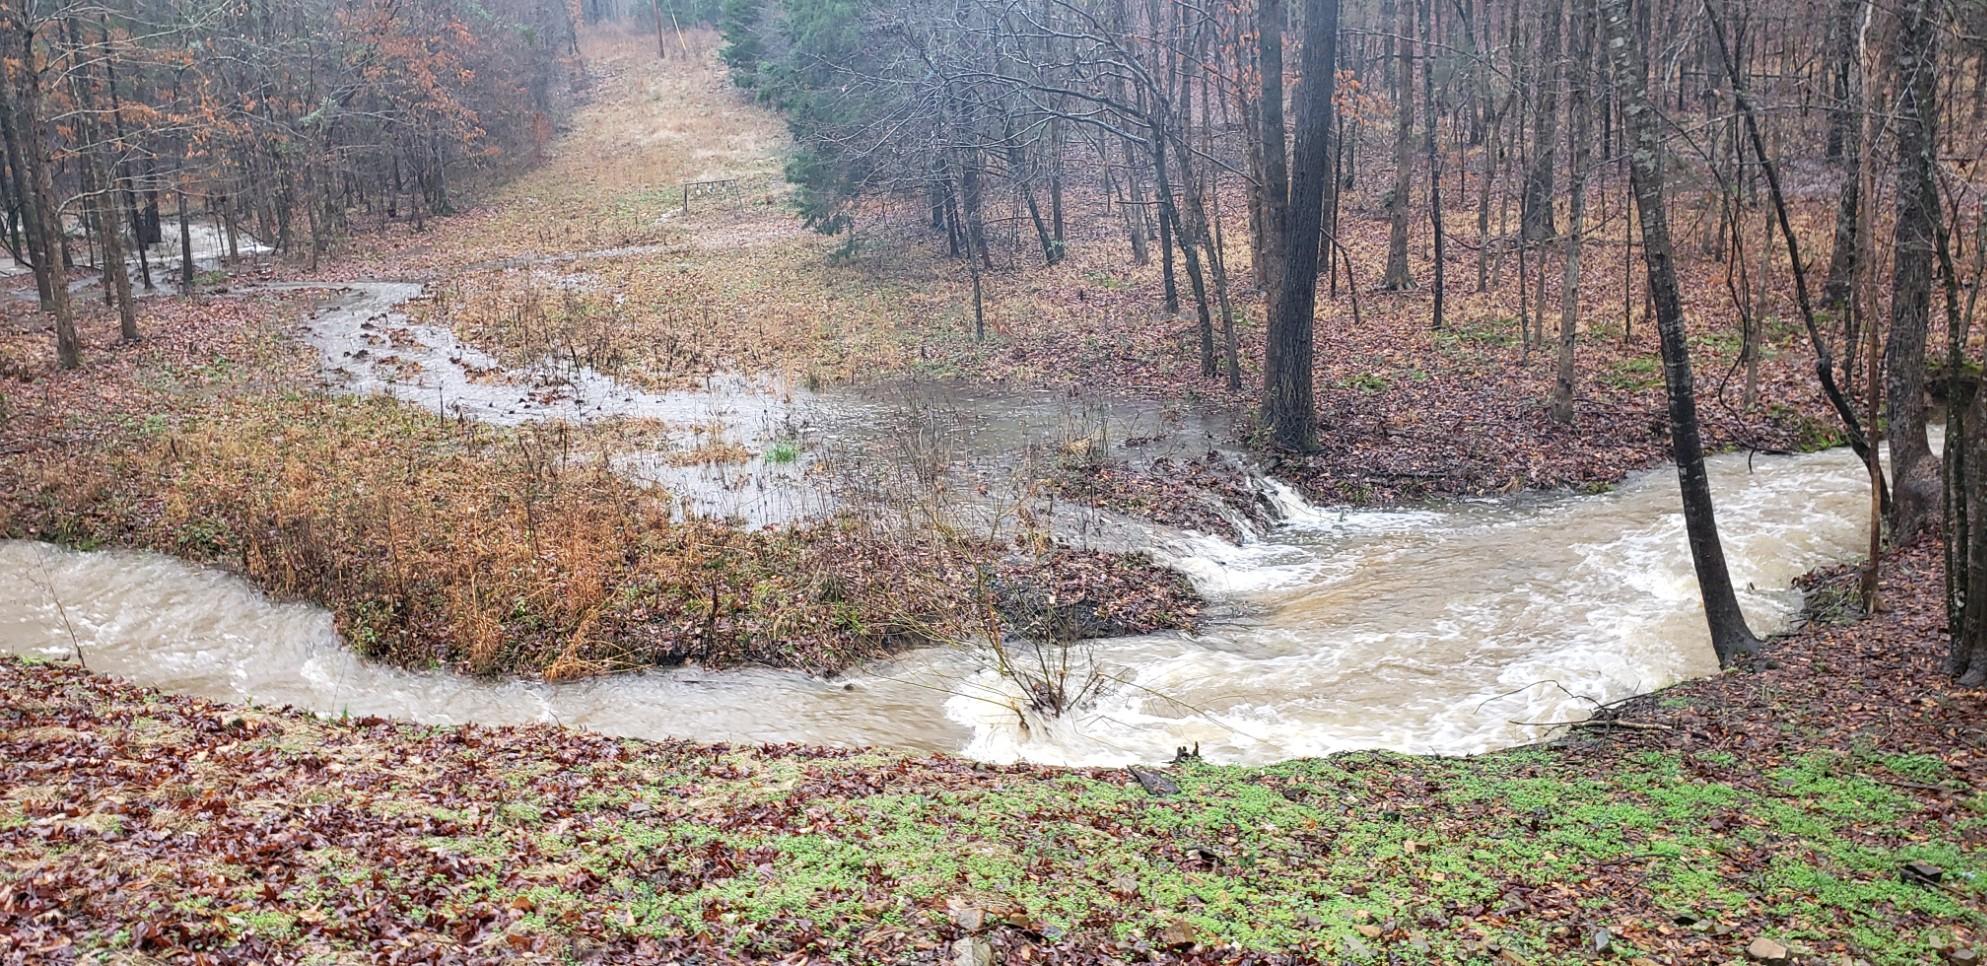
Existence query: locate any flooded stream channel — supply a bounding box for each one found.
[0,279,1888,765]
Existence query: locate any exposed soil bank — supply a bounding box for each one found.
[3,542,1983,964]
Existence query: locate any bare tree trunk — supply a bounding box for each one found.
[1951,379,1987,685]
[1122,150,1152,265]
[1822,0,1858,160]
[1603,0,1759,666]
[1213,165,1240,391]
[1262,0,1339,452]
[1382,0,1415,290]
[102,32,152,292]
[1199,50,1241,391]
[1421,0,1445,328]
[1256,0,1289,299]
[1149,96,1216,376]
[1550,0,1591,424]
[178,188,195,291]
[6,16,76,368]
[1939,212,1986,684]
[1522,0,1563,245]
[1475,92,1500,293]
[1152,125,1180,314]
[1048,118,1066,256]
[0,41,47,310]
[1883,0,1941,541]
[69,18,134,341]
[1821,155,1859,314]
[1005,116,1061,267]
[1822,0,1866,312]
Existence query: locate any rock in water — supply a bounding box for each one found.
[1746,937,1791,964]
[949,936,993,966]
[1127,765,1180,796]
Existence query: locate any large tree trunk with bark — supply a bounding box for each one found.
[1382,0,1415,290]
[1420,0,1444,328]
[1602,0,1759,668]
[1882,0,1941,542]
[1822,0,1858,160]
[5,17,76,369]
[0,63,48,310]
[1261,0,1339,452]
[1254,0,1288,300]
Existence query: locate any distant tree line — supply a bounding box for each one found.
[0,0,579,369]
[578,0,720,57]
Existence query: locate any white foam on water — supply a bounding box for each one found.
[931,442,1896,765]
[0,438,1884,764]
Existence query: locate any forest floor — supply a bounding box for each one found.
[3,542,1984,964]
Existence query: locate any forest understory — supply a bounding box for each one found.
[304,29,1851,507]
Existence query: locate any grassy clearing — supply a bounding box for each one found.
[417,229,932,392]
[463,28,789,260]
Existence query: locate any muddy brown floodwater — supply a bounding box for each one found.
[0,279,1901,765]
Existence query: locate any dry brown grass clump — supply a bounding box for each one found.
[3,392,1198,678]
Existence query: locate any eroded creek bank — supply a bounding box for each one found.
[0,278,1887,765]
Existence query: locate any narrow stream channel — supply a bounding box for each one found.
[0,279,1891,765]
[0,441,1879,766]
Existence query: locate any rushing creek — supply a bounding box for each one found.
[0,277,1893,765]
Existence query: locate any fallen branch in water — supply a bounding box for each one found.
[1475,678,1649,715]
[31,545,85,670]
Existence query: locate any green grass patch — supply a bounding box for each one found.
[1599,355,1664,391]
